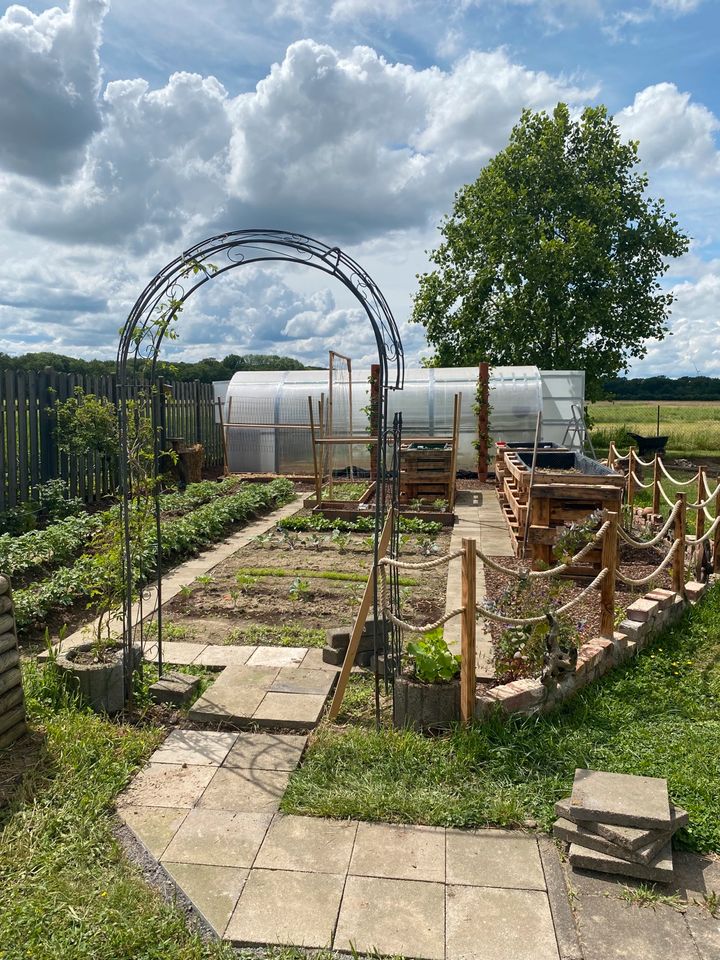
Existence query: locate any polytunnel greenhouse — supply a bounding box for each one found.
[215,366,584,476]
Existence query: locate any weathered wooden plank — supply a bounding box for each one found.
[0,371,6,511]
[27,369,39,491]
[5,371,18,508]
[16,371,29,503]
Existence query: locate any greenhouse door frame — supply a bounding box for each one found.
[116,229,405,705]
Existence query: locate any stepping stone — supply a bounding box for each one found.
[161,808,272,868]
[555,797,687,854]
[246,647,307,667]
[150,730,238,767]
[445,829,546,891]
[334,875,445,960]
[251,692,328,729]
[117,763,215,809]
[197,767,290,812]
[349,822,446,884]
[145,641,207,665]
[568,841,674,883]
[164,862,248,936]
[254,814,357,875]
[149,672,200,706]
[300,648,339,672]
[446,886,559,960]
[225,868,344,948]
[118,806,189,858]
[193,645,257,667]
[270,666,336,696]
[223,732,307,771]
[187,666,279,726]
[553,818,671,866]
[570,769,672,830]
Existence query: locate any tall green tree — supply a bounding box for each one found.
[412,103,689,399]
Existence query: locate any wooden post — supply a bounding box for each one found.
[327,355,334,498]
[626,447,636,508]
[216,398,229,475]
[308,395,322,508]
[328,509,394,720]
[713,475,720,573]
[449,393,462,511]
[530,495,552,569]
[673,492,686,596]
[608,443,616,469]
[348,357,354,480]
[599,510,618,638]
[460,537,477,724]
[477,362,490,482]
[696,468,706,542]
[652,452,661,517]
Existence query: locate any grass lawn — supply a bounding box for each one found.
[284,584,720,855]
[590,400,720,457]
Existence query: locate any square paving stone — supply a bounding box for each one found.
[225,868,344,948]
[446,829,546,890]
[148,641,207,665]
[556,797,687,852]
[252,692,328,728]
[119,806,189,858]
[553,818,671,866]
[254,814,357,874]
[301,648,340,672]
[161,809,272,868]
[570,769,672,829]
[150,729,238,766]
[117,763,215,809]
[575,892,699,960]
[164,861,248,936]
[270,667,336,696]
[685,910,720,960]
[569,841,674,883]
[197,767,290,812]
[188,667,279,725]
[446,885,559,960]
[223,732,307,771]
[247,647,307,667]
[194,646,257,667]
[349,822,446,883]
[334,875,445,960]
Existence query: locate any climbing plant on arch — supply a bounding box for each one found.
[116,229,405,698]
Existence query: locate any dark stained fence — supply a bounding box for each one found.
[0,369,222,510]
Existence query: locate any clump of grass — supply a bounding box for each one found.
[0,662,233,959]
[285,585,720,853]
[225,624,327,647]
[234,566,417,587]
[618,884,685,910]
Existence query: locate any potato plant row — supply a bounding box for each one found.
[12,478,294,634]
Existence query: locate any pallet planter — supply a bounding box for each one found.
[305,481,376,518]
[496,448,624,570]
[400,443,453,505]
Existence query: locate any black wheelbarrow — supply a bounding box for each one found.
[627,432,669,457]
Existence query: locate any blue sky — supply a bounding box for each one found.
[1,0,719,376]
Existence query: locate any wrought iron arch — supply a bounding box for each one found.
[116,229,405,704]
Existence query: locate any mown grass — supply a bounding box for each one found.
[284,584,720,854]
[590,400,720,455]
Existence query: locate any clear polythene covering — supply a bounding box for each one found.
[220,365,549,475]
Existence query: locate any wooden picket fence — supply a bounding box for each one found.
[0,368,223,510]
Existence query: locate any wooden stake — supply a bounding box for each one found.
[652,453,661,516]
[308,395,322,508]
[673,492,686,596]
[216,397,229,476]
[626,447,636,508]
[696,468,706,542]
[460,537,477,724]
[599,510,618,639]
[477,362,490,482]
[449,393,462,511]
[522,411,543,558]
[328,509,394,720]
[348,357,354,481]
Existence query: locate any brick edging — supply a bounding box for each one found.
[475,579,711,719]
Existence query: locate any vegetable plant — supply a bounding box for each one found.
[406,628,460,684]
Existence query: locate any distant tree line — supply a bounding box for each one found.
[603,376,720,401]
[0,352,314,383]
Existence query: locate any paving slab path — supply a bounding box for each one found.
[445,487,514,679]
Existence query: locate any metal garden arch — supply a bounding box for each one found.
[116,229,405,698]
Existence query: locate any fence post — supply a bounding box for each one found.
[696,467,706,542]
[460,537,476,725]
[652,453,661,516]
[599,510,618,639]
[626,447,636,508]
[673,492,686,596]
[477,362,489,482]
[607,443,615,469]
[714,475,720,573]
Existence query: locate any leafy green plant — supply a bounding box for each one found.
[417,534,440,556]
[406,628,460,684]
[409,498,424,511]
[235,572,258,592]
[432,498,449,512]
[53,387,119,458]
[289,577,311,601]
[330,528,350,552]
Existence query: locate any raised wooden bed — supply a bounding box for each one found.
[400,443,453,505]
[496,449,624,572]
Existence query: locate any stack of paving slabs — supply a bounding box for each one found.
[553,769,687,884]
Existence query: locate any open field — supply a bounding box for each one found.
[590,400,720,457]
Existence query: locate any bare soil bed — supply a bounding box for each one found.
[483,541,674,684]
[163,530,452,645]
